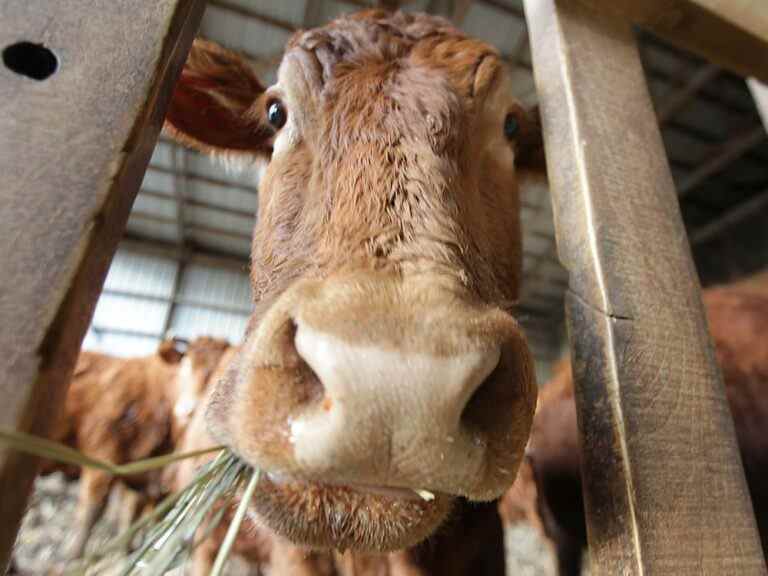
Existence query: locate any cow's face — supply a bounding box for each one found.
[171,337,231,439]
[166,10,542,552]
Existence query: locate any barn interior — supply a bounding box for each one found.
[82,0,768,380]
[12,0,768,573]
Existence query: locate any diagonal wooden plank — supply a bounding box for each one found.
[0,0,206,568]
[571,0,768,84]
[523,0,767,573]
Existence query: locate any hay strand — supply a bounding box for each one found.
[0,428,224,475]
[210,468,260,576]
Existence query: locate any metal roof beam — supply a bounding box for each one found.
[678,126,765,198]
[656,64,720,123]
[120,234,249,270]
[101,288,251,316]
[690,189,768,245]
[146,160,260,196]
[207,0,297,32]
[139,188,256,220]
[129,211,253,242]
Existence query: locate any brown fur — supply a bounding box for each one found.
[171,336,232,443]
[500,275,768,575]
[165,10,543,552]
[168,349,506,576]
[42,337,229,559]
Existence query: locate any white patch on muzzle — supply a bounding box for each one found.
[290,321,501,493]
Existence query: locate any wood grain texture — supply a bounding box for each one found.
[523,0,768,573]
[0,0,205,569]
[572,0,768,84]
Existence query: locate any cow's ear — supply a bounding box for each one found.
[157,340,184,364]
[514,105,547,174]
[164,39,274,158]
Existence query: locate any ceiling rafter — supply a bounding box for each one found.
[656,65,720,123]
[207,0,298,32]
[678,126,765,198]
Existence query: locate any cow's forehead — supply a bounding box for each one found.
[282,10,498,91]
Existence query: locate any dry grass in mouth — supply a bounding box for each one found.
[0,429,253,576]
[1,429,437,574]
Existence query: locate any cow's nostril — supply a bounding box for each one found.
[280,320,325,406]
[459,354,509,440]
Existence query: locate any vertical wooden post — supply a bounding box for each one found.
[0,0,205,569]
[522,0,767,573]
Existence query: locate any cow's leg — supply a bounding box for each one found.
[114,483,143,551]
[67,470,111,559]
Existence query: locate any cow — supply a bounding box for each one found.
[166,349,506,576]
[42,337,229,559]
[163,9,544,556]
[500,274,768,575]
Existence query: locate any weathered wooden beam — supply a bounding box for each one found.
[0,0,206,568]
[523,0,767,573]
[573,0,768,84]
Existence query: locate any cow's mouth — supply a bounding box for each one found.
[249,472,454,551]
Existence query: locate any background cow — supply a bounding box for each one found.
[500,273,768,575]
[42,337,229,559]
[163,8,544,555]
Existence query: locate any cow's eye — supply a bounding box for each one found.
[504,113,519,141]
[267,99,287,129]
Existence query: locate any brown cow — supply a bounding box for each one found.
[164,9,542,554]
[44,337,229,559]
[167,349,506,576]
[500,275,768,575]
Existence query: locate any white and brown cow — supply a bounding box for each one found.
[42,337,229,559]
[164,9,543,555]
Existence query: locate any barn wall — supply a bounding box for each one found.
[82,248,251,356]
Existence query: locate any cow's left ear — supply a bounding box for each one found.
[164,39,274,159]
[512,104,547,174]
[157,340,184,364]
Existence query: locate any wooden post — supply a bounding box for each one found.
[0,0,205,569]
[523,0,767,573]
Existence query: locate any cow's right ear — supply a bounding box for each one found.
[164,39,273,158]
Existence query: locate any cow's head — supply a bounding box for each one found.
[165,10,542,552]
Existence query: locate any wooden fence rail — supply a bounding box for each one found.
[523,0,768,573]
[0,0,206,569]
